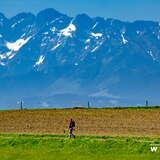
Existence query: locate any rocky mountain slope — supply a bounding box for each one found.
[0,8,160,108]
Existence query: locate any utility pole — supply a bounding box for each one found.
[88,101,90,108]
[21,100,23,110]
[19,100,24,110]
[145,100,149,107]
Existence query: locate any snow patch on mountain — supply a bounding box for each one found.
[147,50,156,61]
[40,42,46,47]
[0,61,5,66]
[91,46,99,52]
[92,22,98,29]
[0,54,6,59]
[91,41,103,53]
[91,32,103,39]
[0,51,15,60]
[60,23,76,37]
[21,33,26,38]
[6,51,14,59]
[85,45,89,50]
[6,36,31,52]
[136,31,140,35]
[8,53,15,59]
[51,27,56,32]
[121,33,128,44]
[85,39,91,43]
[74,62,79,66]
[34,55,45,67]
[11,23,17,28]
[51,42,62,51]
[43,32,49,35]
[11,18,24,28]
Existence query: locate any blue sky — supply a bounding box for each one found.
[0,0,160,21]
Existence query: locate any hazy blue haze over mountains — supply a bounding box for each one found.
[0,8,160,108]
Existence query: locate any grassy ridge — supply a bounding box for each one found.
[0,134,159,160]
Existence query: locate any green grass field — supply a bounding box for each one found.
[0,134,159,160]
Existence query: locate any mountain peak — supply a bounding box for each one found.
[74,13,93,30]
[36,8,64,25]
[75,13,91,21]
[0,13,7,21]
[0,8,160,107]
[11,12,35,19]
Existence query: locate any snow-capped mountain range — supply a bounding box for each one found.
[0,8,160,108]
